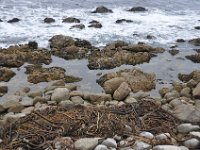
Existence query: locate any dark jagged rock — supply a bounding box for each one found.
[7,18,21,23]
[88,20,102,28]
[74,39,92,48]
[0,86,8,97]
[189,38,200,46]
[146,35,156,40]
[70,24,85,30]
[28,41,38,49]
[195,26,200,30]
[176,39,185,43]
[49,35,75,49]
[0,67,16,82]
[0,44,52,68]
[0,19,3,22]
[62,17,80,23]
[116,19,133,24]
[44,17,55,23]
[186,53,200,63]
[128,7,147,12]
[169,49,179,56]
[178,71,200,83]
[25,65,82,84]
[92,6,113,13]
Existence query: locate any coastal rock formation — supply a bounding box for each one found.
[44,17,55,23]
[189,38,200,46]
[0,86,8,97]
[97,68,156,94]
[0,43,52,68]
[92,6,113,13]
[128,6,147,12]
[88,42,164,69]
[186,53,200,63]
[70,24,85,30]
[0,67,16,82]
[62,17,80,23]
[7,18,21,23]
[88,20,102,28]
[25,65,82,84]
[116,19,133,24]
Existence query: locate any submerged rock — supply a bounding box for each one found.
[169,49,179,56]
[0,67,16,82]
[44,17,55,23]
[70,24,85,29]
[116,19,133,24]
[92,6,113,13]
[193,82,200,98]
[7,18,21,23]
[0,19,3,22]
[176,39,185,43]
[88,20,102,28]
[195,26,200,30]
[25,65,81,84]
[189,38,200,46]
[178,70,200,83]
[97,68,155,93]
[186,53,200,63]
[128,6,147,12]
[62,17,80,23]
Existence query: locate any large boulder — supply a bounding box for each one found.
[49,35,75,49]
[62,17,80,23]
[186,53,200,63]
[44,17,55,23]
[51,88,70,103]
[0,67,16,82]
[92,6,113,13]
[97,68,156,93]
[7,18,21,23]
[113,82,131,101]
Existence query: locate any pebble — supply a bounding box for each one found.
[139,131,154,139]
[102,138,117,148]
[124,97,137,104]
[133,141,152,150]
[59,100,73,107]
[74,138,100,150]
[94,145,108,150]
[153,145,188,150]
[183,138,200,149]
[177,123,200,133]
[155,133,170,141]
[20,96,34,106]
[51,88,69,103]
[190,131,200,138]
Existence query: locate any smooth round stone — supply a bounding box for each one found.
[190,131,200,138]
[94,145,108,150]
[102,138,117,148]
[183,138,200,149]
[74,138,100,150]
[133,141,152,150]
[155,133,170,141]
[139,131,154,139]
[177,123,200,133]
[153,145,188,150]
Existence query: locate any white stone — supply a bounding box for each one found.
[94,145,108,150]
[153,145,185,150]
[51,88,69,103]
[21,107,34,115]
[124,97,137,104]
[133,141,152,150]
[190,131,200,138]
[155,133,170,141]
[74,138,100,150]
[102,138,117,148]
[139,131,154,139]
[177,123,200,133]
[183,138,200,149]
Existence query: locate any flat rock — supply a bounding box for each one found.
[139,132,154,139]
[70,24,85,29]
[186,53,200,63]
[21,106,34,115]
[74,138,100,150]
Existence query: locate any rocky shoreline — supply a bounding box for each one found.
[1,5,200,150]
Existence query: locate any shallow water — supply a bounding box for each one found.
[0,0,200,99]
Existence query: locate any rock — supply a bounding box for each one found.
[0,86,8,97]
[28,41,38,49]
[195,26,200,30]
[52,80,65,86]
[28,91,43,98]
[186,53,200,63]
[3,113,26,124]
[33,96,48,105]
[71,96,84,104]
[139,132,154,139]
[74,138,100,150]
[49,35,75,49]
[193,82,200,98]
[51,88,69,103]
[70,24,85,29]
[8,103,24,113]
[113,82,131,101]
[162,99,200,122]
[187,79,197,88]
[190,131,200,138]
[20,96,34,106]
[88,20,102,28]
[177,123,200,133]
[153,145,187,150]
[7,18,21,23]
[169,49,179,56]
[94,145,108,150]
[0,67,16,82]
[44,17,55,23]
[83,93,112,104]
[124,97,137,103]
[59,100,73,107]
[0,105,6,113]
[176,39,185,42]
[128,7,147,12]
[21,106,34,115]
[102,138,117,148]
[180,87,191,98]
[48,101,57,105]
[92,6,113,13]
[155,133,170,142]
[105,100,118,106]
[62,17,80,23]
[98,69,155,94]
[116,19,133,24]
[183,138,200,149]
[178,70,200,83]
[159,87,171,98]
[164,90,180,101]
[53,137,74,150]
[189,38,200,46]
[0,19,3,22]
[133,141,152,150]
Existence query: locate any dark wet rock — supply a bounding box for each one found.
[44,17,55,23]
[88,20,102,28]
[70,24,85,30]
[146,35,156,40]
[0,44,51,68]
[128,6,147,12]
[195,26,200,30]
[195,49,200,53]
[115,19,133,24]
[49,35,93,60]
[176,39,185,42]
[25,65,82,84]
[0,86,8,97]
[0,19,3,22]
[62,17,80,23]
[189,38,200,46]
[28,41,38,49]
[92,6,113,13]
[7,18,21,23]
[169,49,179,56]
[186,53,200,63]
[178,70,200,83]
[97,68,155,93]
[0,67,16,82]
[88,43,164,69]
